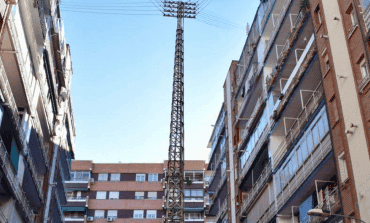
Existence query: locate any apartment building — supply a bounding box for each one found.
[0,0,76,222]
[206,0,370,223]
[63,160,208,223]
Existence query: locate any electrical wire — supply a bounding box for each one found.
[61,9,161,16]
[60,6,159,11]
[198,12,242,29]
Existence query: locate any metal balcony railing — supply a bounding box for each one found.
[239,121,270,184]
[239,89,267,147]
[37,0,48,38]
[215,199,228,223]
[0,209,8,223]
[263,0,292,59]
[54,192,66,223]
[68,97,76,135]
[67,196,87,201]
[240,162,272,215]
[211,170,227,206]
[259,201,276,223]
[236,65,258,119]
[209,112,225,159]
[272,82,324,169]
[308,187,341,223]
[0,137,35,222]
[276,134,332,210]
[363,5,370,32]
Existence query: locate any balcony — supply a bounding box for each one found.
[272,81,324,169]
[239,121,270,185]
[0,136,35,222]
[209,112,225,160]
[276,133,332,211]
[211,171,227,207]
[363,5,370,32]
[214,199,228,223]
[309,187,341,223]
[263,0,292,60]
[259,202,276,223]
[239,89,267,148]
[240,162,272,215]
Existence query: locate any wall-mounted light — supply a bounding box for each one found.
[320,34,329,39]
[334,17,340,21]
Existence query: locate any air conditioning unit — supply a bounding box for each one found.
[89,178,94,184]
[107,217,114,221]
[87,216,94,222]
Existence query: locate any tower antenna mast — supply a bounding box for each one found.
[163,1,196,223]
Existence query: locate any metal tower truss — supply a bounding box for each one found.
[163,1,196,223]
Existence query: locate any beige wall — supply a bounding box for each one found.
[88,199,163,210]
[90,182,163,191]
[322,0,370,221]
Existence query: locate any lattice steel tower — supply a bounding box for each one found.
[163,1,196,222]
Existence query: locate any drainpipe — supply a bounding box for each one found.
[43,136,60,223]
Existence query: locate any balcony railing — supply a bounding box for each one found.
[308,187,341,223]
[0,209,8,223]
[0,136,35,222]
[259,201,276,223]
[272,82,324,169]
[239,121,270,184]
[236,65,258,120]
[215,199,228,223]
[240,162,272,215]
[211,171,227,206]
[209,112,225,159]
[67,196,87,201]
[263,0,292,59]
[276,133,332,210]
[239,89,267,147]
[363,5,370,32]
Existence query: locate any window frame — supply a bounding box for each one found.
[96,191,107,200]
[98,173,108,181]
[135,192,144,200]
[133,210,144,219]
[109,191,119,200]
[136,174,145,182]
[360,58,369,79]
[110,173,120,181]
[107,210,118,219]
[146,210,157,219]
[338,152,349,182]
[148,192,157,200]
[94,210,105,218]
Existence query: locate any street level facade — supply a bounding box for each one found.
[0,0,76,222]
[63,160,209,223]
[206,0,370,223]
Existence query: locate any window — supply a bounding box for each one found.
[184,190,191,197]
[110,173,120,181]
[136,174,145,181]
[191,190,203,197]
[148,174,158,181]
[96,191,106,199]
[77,191,82,199]
[107,210,117,219]
[350,10,358,26]
[148,192,157,200]
[109,191,119,200]
[147,210,157,219]
[311,122,320,146]
[360,58,369,79]
[98,173,108,181]
[338,152,348,182]
[135,192,144,199]
[94,210,105,218]
[134,210,144,218]
[185,213,202,220]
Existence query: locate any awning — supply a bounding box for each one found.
[61,207,85,212]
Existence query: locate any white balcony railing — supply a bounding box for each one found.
[240,162,272,215]
[276,134,332,210]
[272,82,324,169]
[363,5,370,32]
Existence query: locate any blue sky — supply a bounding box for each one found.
[62,0,260,163]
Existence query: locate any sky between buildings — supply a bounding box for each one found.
[62,0,260,163]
